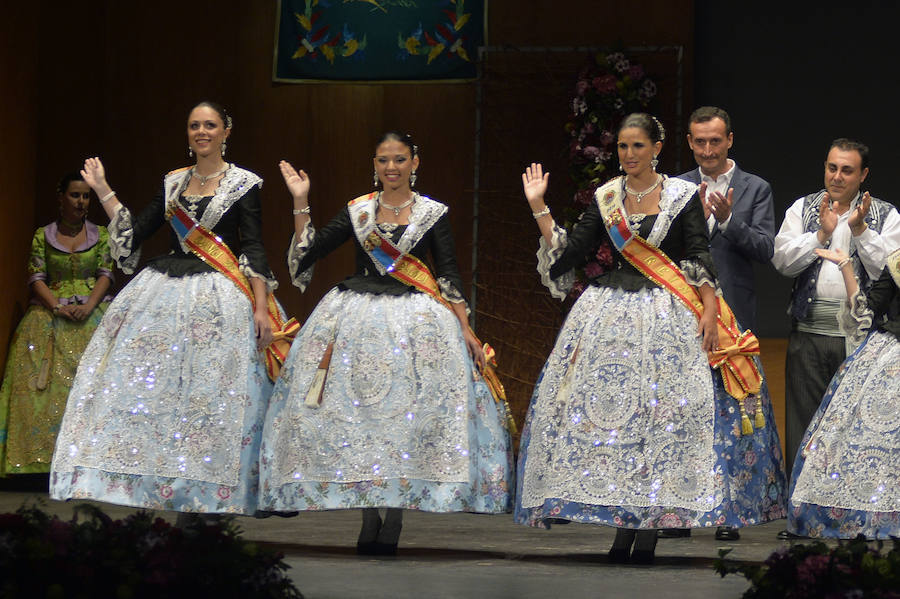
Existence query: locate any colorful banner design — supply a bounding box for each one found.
[274,0,485,82]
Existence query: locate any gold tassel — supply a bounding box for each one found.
[754,396,766,430]
[304,342,334,408]
[740,403,753,436]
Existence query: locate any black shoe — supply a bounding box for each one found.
[657,528,691,538]
[777,529,804,540]
[608,528,636,563]
[356,541,378,555]
[374,542,398,556]
[631,530,658,565]
[715,526,740,541]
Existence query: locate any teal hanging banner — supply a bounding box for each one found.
[274,0,486,82]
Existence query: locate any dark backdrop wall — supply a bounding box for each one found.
[693,0,900,337]
[0,1,694,425]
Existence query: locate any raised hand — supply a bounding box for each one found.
[848,191,871,235]
[708,188,734,223]
[698,182,711,220]
[522,162,550,208]
[817,193,838,245]
[80,157,108,192]
[279,160,310,202]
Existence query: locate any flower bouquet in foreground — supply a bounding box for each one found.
[714,535,900,598]
[0,502,303,598]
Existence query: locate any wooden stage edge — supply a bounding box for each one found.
[758,338,787,460]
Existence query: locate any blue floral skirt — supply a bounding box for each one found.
[50,270,272,514]
[259,288,513,514]
[515,285,786,529]
[788,330,900,539]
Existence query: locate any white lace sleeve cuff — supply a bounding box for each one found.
[438,276,469,314]
[839,288,873,350]
[239,254,278,293]
[537,224,575,300]
[108,204,140,274]
[679,259,719,293]
[287,221,316,291]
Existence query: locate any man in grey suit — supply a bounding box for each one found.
[659,107,776,542]
[680,106,775,333]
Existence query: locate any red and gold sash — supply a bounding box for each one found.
[352,196,515,433]
[167,203,299,382]
[595,180,765,434]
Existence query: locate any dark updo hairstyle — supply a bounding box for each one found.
[192,100,233,129]
[376,131,418,158]
[56,171,86,196]
[618,113,666,144]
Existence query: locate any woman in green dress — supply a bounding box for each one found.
[0,173,114,475]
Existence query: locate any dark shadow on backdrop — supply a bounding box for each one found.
[694,0,900,337]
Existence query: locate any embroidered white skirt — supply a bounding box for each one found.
[50,269,272,514]
[259,288,513,513]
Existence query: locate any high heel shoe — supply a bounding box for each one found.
[630,529,658,564]
[374,508,402,557]
[357,508,382,556]
[608,528,636,563]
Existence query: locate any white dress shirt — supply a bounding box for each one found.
[701,159,737,234]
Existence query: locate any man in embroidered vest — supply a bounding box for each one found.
[773,140,900,537]
[660,107,776,542]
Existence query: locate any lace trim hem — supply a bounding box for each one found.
[680,259,718,292]
[287,222,315,291]
[239,254,278,293]
[839,289,872,350]
[536,224,574,300]
[108,205,141,274]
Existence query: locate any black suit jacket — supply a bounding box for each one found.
[679,166,775,331]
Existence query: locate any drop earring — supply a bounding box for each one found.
[409,171,417,187]
[188,147,194,159]
[651,155,659,170]
[373,170,379,187]
[221,141,227,157]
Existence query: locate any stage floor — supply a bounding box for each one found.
[2,486,814,598]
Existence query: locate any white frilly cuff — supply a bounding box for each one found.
[287,221,316,291]
[108,205,140,274]
[536,224,575,301]
[438,276,469,314]
[679,259,719,294]
[239,254,278,293]
[839,288,873,352]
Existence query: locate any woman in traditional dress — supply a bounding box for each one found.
[0,173,114,476]
[788,246,900,539]
[259,132,513,555]
[515,113,786,563]
[50,102,278,515]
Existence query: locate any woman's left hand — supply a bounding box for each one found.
[698,309,719,353]
[68,303,94,321]
[464,329,485,370]
[254,308,273,351]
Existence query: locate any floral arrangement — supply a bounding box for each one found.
[0,503,303,598]
[714,535,900,598]
[563,51,657,296]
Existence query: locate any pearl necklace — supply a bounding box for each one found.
[191,164,229,187]
[378,192,415,216]
[624,174,663,203]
